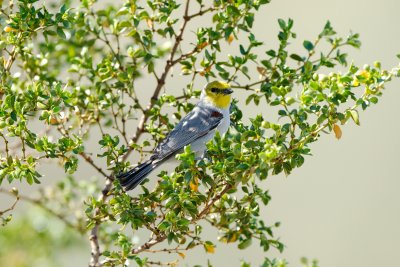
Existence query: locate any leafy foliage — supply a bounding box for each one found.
[0,0,399,266]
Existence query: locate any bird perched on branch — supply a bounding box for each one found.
[117,81,233,191]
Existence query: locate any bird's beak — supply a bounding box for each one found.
[222,88,233,95]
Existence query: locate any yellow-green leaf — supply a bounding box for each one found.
[349,110,360,125]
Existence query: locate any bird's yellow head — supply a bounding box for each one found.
[201,81,233,109]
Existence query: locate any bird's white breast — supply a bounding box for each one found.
[190,106,230,158]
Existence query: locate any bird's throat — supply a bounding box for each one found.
[204,95,231,109]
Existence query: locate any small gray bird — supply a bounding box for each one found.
[117,81,233,191]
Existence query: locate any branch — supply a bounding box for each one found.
[146,260,179,266]
[89,224,102,267]
[195,184,232,221]
[89,178,113,267]
[131,234,167,254]
[187,6,216,20]
[5,43,17,71]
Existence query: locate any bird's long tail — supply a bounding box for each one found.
[117,159,158,190]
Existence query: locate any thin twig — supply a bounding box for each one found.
[0,188,84,233]
[142,244,200,254]
[146,260,179,266]
[0,132,9,157]
[4,32,22,72]
[0,8,11,19]
[0,190,19,216]
[90,9,124,70]
[230,78,269,91]
[79,152,111,179]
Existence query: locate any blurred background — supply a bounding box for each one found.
[257,0,400,266]
[1,0,399,266]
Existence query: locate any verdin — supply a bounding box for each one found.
[117,81,233,190]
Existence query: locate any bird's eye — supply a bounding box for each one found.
[210,88,218,93]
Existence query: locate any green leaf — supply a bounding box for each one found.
[278,18,286,30]
[245,13,254,28]
[238,239,252,249]
[239,45,246,55]
[290,54,304,62]
[319,21,336,38]
[52,106,61,113]
[10,111,17,122]
[266,49,276,57]
[60,4,67,14]
[303,40,314,51]
[261,59,272,68]
[158,221,170,231]
[56,27,66,39]
[26,173,34,185]
[370,97,378,104]
[44,30,57,36]
[246,94,255,105]
[167,232,175,244]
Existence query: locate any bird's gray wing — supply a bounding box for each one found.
[152,106,223,160]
